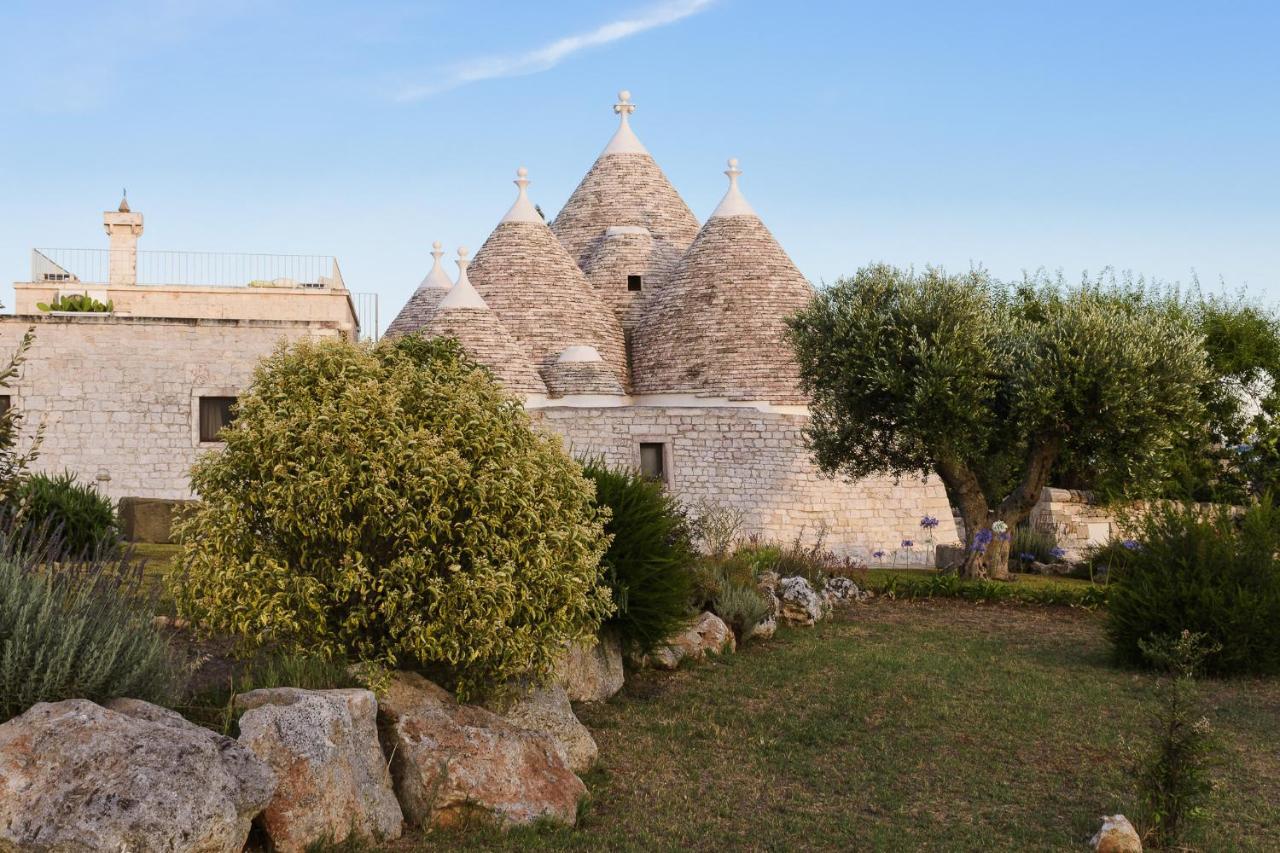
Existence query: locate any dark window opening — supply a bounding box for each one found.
[639,442,667,483]
[0,396,10,417]
[627,274,643,292]
[199,396,237,442]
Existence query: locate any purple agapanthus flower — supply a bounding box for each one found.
[1019,552,1037,562]
[1121,539,1141,551]
[901,539,914,548]
[872,550,886,560]
[1050,547,1067,560]
[919,515,940,530]
[1234,443,1254,454]
[973,529,994,547]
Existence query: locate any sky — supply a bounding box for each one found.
[1,0,1277,332]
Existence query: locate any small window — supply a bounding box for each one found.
[199,396,237,442]
[639,442,667,483]
[627,274,643,292]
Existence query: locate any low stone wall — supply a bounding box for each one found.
[1028,488,1118,556]
[533,404,958,560]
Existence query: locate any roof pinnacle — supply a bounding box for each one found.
[417,239,452,290]
[709,157,758,219]
[499,166,543,224]
[601,88,649,156]
[438,246,488,310]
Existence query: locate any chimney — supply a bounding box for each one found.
[103,192,143,285]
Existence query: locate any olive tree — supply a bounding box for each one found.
[788,265,1208,578]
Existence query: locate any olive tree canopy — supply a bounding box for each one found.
[788,265,1208,577]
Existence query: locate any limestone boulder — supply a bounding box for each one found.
[486,683,598,773]
[0,698,275,853]
[644,611,736,670]
[778,576,826,625]
[1091,814,1142,853]
[746,615,777,641]
[235,687,403,852]
[377,672,586,829]
[555,629,624,702]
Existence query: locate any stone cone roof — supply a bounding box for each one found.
[423,249,547,396]
[467,176,628,385]
[550,94,699,325]
[542,346,625,397]
[579,226,685,331]
[385,242,453,339]
[631,162,815,405]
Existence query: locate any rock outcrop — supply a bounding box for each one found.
[644,611,736,669]
[555,629,625,702]
[377,672,586,829]
[235,687,403,851]
[1091,814,1143,852]
[486,683,598,774]
[0,698,275,853]
[778,576,827,625]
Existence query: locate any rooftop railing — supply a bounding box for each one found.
[31,248,346,290]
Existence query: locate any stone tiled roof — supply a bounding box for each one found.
[424,251,547,396]
[578,226,685,331]
[542,346,625,397]
[631,163,815,404]
[385,242,452,339]
[467,200,628,386]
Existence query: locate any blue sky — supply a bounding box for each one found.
[1,0,1277,330]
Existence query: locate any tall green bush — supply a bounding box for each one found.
[0,532,178,721]
[172,336,613,699]
[14,471,118,556]
[582,460,694,655]
[1107,497,1280,676]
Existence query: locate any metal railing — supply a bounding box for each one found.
[351,292,380,342]
[31,248,345,290]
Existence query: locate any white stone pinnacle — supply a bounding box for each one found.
[419,239,453,290]
[709,157,758,219]
[601,89,649,157]
[438,246,489,309]
[499,166,544,225]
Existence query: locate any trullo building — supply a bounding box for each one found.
[388,92,957,558]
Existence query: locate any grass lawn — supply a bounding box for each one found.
[396,600,1280,852]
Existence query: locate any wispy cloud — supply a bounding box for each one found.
[394,0,716,101]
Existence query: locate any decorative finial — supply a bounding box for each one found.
[118,188,130,213]
[500,166,542,224]
[514,166,530,196]
[456,246,470,272]
[432,240,442,252]
[710,157,757,219]
[614,89,636,118]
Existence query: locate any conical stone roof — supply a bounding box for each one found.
[631,160,815,405]
[467,168,628,385]
[542,346,625,397]
[386,241,453,339]
[550,92,700,325]
[425,248,547,396]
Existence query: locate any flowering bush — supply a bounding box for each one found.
[172,336,613,699]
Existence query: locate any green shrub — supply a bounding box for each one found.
[712,579,771,642]
[14,471,118,556]
[171,336,613,700]
[1133,630,1221,848]
[582,460,695,656]
[36,292,113,313]
[0,533,179,721]
[1010,525,1059,567]
[873,572,1108,608]
[1107,497,1280,676]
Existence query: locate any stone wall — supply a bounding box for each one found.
[532,404,958,560]
[1027,488,1121,557]
[0,315,344,501]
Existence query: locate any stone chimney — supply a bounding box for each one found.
[103,192,143,285]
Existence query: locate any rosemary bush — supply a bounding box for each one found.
[13,470,119,556]
[0,521,178,721]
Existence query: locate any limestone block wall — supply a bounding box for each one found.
[0,315,344,501]
[532,404,959,559]
[1028,488,1121,556]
